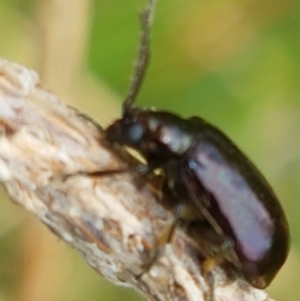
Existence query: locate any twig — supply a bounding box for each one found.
[0,58,274,301]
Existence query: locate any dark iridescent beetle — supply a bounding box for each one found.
[105,0,290,289]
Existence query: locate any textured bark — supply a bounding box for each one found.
[0,58,274,301]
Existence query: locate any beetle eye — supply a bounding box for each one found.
[127,123,144,144]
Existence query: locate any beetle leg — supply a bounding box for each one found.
[60,158,157,181]
[182,176,224,237]
[180,174,243,271]
[59,168,129,182]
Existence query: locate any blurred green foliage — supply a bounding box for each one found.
[0,0,299,300]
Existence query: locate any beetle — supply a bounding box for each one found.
[104,0,290,290]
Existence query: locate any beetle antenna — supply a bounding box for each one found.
[122,0,156,113]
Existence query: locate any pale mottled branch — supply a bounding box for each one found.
[0,58,273,301]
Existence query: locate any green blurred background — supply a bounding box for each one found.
[0,0,299,300]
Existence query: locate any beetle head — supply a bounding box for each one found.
[105,108,194,166]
